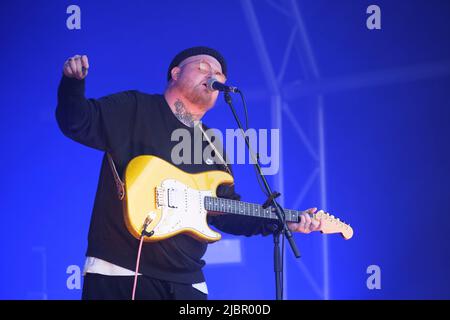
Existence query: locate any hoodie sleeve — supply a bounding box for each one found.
[207,179,278,237]
[55,75,137,152]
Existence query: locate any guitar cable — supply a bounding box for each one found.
[132,216,154,300]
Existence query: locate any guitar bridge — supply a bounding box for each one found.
[156,187,165,208]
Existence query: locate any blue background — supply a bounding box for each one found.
[1,0,450,299]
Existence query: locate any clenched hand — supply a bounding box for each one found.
[63,54,89,80]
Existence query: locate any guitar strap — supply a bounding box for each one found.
[106,123,233,201]
[197,123,233,178]
[107,153,125,201]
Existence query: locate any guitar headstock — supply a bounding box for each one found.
[313,210,353,240]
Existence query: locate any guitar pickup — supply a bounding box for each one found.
[156,180,189,210]
[156,186,179,208]
[167,188,178,208]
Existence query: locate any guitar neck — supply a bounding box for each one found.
[204,196,301,222]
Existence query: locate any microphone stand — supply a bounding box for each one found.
[223,91,300,300]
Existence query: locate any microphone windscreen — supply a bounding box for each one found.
[206,78,218,91]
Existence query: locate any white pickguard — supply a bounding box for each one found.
[153,179,217,239]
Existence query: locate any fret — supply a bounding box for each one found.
[268,208,274,219]
[286,209,299,222]
[293,210,299,222]
[286,209,292,222]
[284,209,291,222]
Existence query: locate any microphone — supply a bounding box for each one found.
[206,78,239,93]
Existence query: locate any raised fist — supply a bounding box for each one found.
[63,54,89,80]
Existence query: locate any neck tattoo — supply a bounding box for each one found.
[174,99,195,127]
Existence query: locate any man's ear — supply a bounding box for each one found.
[171,66,181,81]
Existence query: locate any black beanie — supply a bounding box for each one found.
[167,46,227,81]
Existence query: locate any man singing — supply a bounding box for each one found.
[56,46,320,300]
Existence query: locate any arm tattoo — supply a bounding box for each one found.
[174,99,195,127]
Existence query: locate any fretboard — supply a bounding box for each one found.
[204,196,300,222]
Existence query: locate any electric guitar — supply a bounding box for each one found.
[123,155,353,243]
